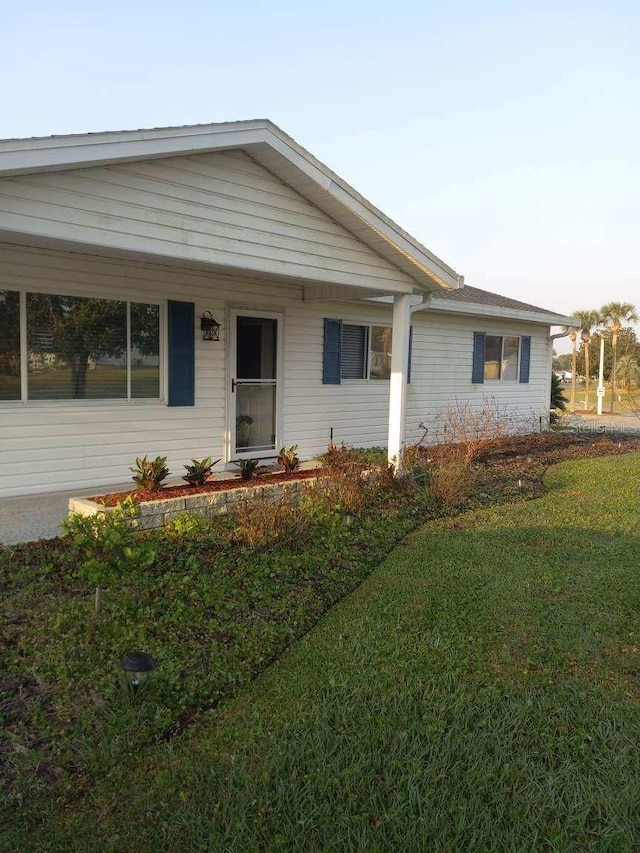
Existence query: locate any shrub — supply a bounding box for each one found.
[230,494,310,548]
[182,456,220,487]
[429,459,476,506]
[277,445,300,473]
[419,397,518,464]
[130,455,170,492]
[61,497,156,613]
[319,442,368,512]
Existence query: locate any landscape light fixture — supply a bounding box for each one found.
[341,509,356,527]
[200,311,220,341]
[121,651,157,691]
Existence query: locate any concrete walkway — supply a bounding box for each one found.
[566,411,639,434]
[0,482,131,547]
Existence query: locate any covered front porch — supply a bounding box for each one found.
[0,120,462,497]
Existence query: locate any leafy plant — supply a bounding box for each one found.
[277,445,300,473]
[130,455,170,492]
[235,458,260,481]
[550,373,568,424]
[61,497,156,612]
[182,456,220,487]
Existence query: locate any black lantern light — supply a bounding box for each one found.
[121,651,157,691]
[200,311,221,341]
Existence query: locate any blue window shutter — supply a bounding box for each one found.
[323,318,342,384]
[519,336,531,383]
[471,332,485,384]
[407,326,413,383]
[168,300,195,406]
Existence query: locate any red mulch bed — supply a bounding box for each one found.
[90,468,320,507]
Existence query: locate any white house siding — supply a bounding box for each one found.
[0,245,552,498]
[0,151,414,292]
[405,311,551,445]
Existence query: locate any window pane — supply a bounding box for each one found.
[0,290,21,400]
[502,336,519,381]
[237,316,277,379]
[341,324,367,379]
[27,294,126,399]
[131,303,160,398]
[370,326,392,380]
[484,335,502,380]
[236,383,276,452]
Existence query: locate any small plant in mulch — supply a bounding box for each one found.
[182,457,220,487]
[130,455,170,492]
[277,445,300,474]
[235,458,260,481]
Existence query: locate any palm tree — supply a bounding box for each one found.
[600,302,639,413]
[572,309,600,411]
[615,353,640,394]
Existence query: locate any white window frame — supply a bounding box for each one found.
[483,333,521,382]
[341,322,392,381]
[0,287,164,404]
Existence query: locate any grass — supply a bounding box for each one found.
[5,452,640,851]
[567,382,639,415]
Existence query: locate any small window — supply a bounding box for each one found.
[341,324,393,380]
[484,335,520,381]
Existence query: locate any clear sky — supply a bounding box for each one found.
[2,0,638,348]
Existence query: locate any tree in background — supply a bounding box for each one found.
[600,302,639,413]
[615,353,640,394]
[572,309,600,410]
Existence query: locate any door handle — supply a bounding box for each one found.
[231,378,237,393]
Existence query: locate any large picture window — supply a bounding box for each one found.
[1,292,161,402]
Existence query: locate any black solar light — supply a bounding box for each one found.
[121,651,156,692]
[341,510,356,527]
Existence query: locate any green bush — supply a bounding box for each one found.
[62,497,156,611]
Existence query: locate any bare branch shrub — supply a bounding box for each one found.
[230,494,308,548]
[418,396,532,463]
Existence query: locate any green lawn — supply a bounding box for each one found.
[15,453,640,852]
[567,382,639,415]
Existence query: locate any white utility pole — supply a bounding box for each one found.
[596,336,605,415]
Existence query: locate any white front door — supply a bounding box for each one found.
[229,309,283,460]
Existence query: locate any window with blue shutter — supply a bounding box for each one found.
[323,319,413,383]
[168,300,195,406]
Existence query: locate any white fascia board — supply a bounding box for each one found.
[423,298,578,327]
[0,120,462,294]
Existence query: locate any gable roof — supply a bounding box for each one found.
[0,119,461,293]
[427,284,577,327]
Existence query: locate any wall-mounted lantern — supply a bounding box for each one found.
[200,311,221,341]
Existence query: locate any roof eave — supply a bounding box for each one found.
[423,297,578,327]
[0,120,462,293]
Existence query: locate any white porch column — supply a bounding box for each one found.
[387,293,412,472]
